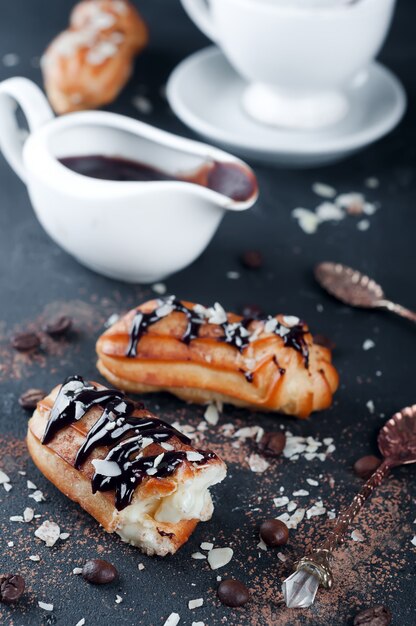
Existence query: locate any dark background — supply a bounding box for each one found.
[0,1,415,625]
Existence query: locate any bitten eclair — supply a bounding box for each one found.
[27,376,226,556]
[96,297,339,419]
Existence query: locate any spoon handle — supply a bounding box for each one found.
[320,460,391,553]
[379,300,416,324]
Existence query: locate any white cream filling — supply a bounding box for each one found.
[116,464,226,549]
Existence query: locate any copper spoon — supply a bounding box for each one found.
[315,262,416,323]
[282,404,416,608]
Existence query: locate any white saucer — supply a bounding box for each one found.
[167,47,406,167]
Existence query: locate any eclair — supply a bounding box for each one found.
[27,376,226,556]
[96,297,339,419]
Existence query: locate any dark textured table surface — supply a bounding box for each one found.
[1,1,415,625]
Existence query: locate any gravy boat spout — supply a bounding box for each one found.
[0,77,258,283]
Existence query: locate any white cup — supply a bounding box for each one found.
[180,0,396,129]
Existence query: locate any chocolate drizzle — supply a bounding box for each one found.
[41,376,216,510]
[126,297,310,368]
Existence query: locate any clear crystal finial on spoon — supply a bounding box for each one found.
[315,262,416,323]
[282,404,416,608]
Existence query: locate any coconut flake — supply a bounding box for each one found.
[248,453,269,473]
[35,520,61,547]
[204,404,219,426]
[0,470,10,484]
[27,480,37,489]
[115,595,123,604]
[207,547,233,570]
[75,619,86,626]
[29,555,40,562]
[306,478,319,487]
[73,567,83,575]
[152,283,167,295]
[23,507,34,522]
[312,182,337,199]
[293,489,309,497]
[351,529,365,542]
[91,459,121,477]
[188,598,203,610]
[38,601,53,611]
[29,489,46,502]
[273,496,289,508]
[132,95,153,115]
[411,536,416,547]
[191,552,206,560]
[164,614,181,626]
[357,219,370,231]
[138,563,145,570]
[200,542,214,551]
[363,339,375,351]
[307,504,326,519]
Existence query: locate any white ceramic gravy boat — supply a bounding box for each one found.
[0,78,257,283]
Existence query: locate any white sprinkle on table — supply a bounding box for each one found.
[312,182,337,199]
[132,95,153,115]
[188,598,203,610]
[38,601,54,611]
[357,219,370,231]
[152,282,167,295]
[207,547,233,570]
[351,529,365,542]
[163,613,180,626]
[204,403,219,426]
[363,339,375,351]
[2,53,19,67]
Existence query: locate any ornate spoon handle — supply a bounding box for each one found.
[293,460,392,589]
[378,300,416,324]
[320,460,391,553]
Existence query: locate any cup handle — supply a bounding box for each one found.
[180,0,218,43]
[0,77,54,183]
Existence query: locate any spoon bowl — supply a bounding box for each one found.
[315,262,416,323]
[314,262,384,307]
[378,404,416,466]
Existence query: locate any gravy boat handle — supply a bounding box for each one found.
[0,77,53,183]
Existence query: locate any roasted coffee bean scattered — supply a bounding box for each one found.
[11,332,40,352]
[353,455,382,480]
[82,559,118,585]
[240,250,263,270]
[0,574,25,604]
[241,304,264,320]
[259,518,289,547]
[353,605,392,626]
[314,334,336,351]
[18,388,46,410]
[43,315,72,337]
[258,431,286,457]
[217,579,250,607]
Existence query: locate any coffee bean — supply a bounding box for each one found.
[258,431,286,458]
[259,519,289,547]
[0,574,25,604]
[353,455,382,480]
[314,334,336,351]
[43,315,72,337]
[18,388,46,411]
[240,250,263,270]
[217,579,250,607]
[11,332,40,352]
[353,605,392,626]
[82,559,118,585]
[241,304,264,320]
